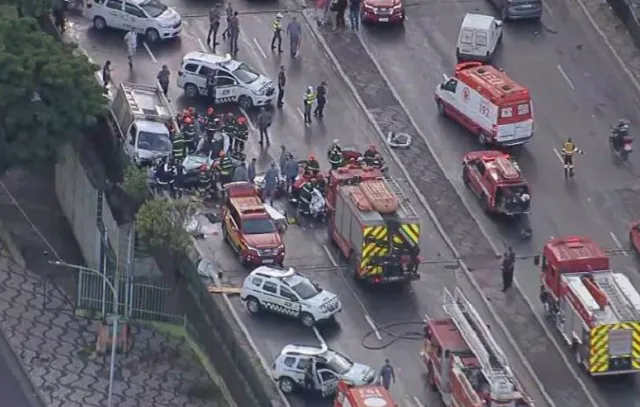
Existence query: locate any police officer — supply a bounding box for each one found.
[182,116,198,153]
[303,86,315,125]
[363,144,378,165]
[304,154,320,178]
[314,81,327,118]
[561,137,583,177]
[271,13,284,53]
[172,131,186,162]
[299,179,316,215]
[206,72,217,105]
[218,151,234,186]
[303,362,315,391]
[327,139,343,170]
[198,164,211,199]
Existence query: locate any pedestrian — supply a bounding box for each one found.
[271,13,284,53]
[304,362,315,391]
[335,0,347,28]
[248,157,257,183]
[228,11,240,56]
[303,86,315,125]
[257,107,272,145]
[124,30,137,69]
[284,153,299,194]
[208,6,221,49]
[501,246,516,292]
[53,2,66,33]
[157,65,170,98]
[263,162,279,205]
[206,72,217,105]
[277,65,286,108]
[279,145,288,175]
[379,359,396,391]
[233,161,249,182]
[222,3,233,40]
[102,60,112,93]
[349,0,360,30]
[287,16,302,57]
[314,81,327,118]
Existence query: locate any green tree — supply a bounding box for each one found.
[2,0,54,17]
[0,17,107,174]
[122,165,150,207]
[136,197,201,256]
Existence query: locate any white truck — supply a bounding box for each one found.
[111,82,177,166]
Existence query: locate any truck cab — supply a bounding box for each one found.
[111,82,176,166]
[334,381,396,407]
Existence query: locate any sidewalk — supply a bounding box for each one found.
[0,169,225,407]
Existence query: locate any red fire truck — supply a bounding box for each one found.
[535,236,640,376]
[334,381,397,407]
[422,288,533,407]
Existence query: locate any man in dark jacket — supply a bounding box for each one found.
[349,0,361,30]
[501,246,516,292]
[335,0,348,28]
[206,73,217,105]
[277,65,286,108]
[314,81,327,118]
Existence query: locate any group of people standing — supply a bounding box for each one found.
[316,0,362,30]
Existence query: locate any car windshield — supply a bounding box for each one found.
[242,218,276,235]
[137,131,171,152]
[139,0,167,18]
[284,275,321,300]
[324,351,353,375]
[233,63,260,84]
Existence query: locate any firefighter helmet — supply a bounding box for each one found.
[237,116,247,124]
[308,154,315,160]
[219,151,226,157]
[183,117,193,125]
[199,164,207,172]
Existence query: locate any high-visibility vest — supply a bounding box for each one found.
[272,19,282,32]
[305,92,315,104]
[562,142,576,156]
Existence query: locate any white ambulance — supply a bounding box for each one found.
[435,62,534,147]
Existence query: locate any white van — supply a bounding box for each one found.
[456,13,503,62]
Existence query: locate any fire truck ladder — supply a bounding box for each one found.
[385,177,418,219]
[593,274,637,322]
[442,288,515,386]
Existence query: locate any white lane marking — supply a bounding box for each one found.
[364,314,382,340]
[142,42,157,64]
[253,37,268,59]
[296,107,305,118]
[413,396,426,407]
[557,64,575,90]
[610,231,629,256]
[312,326,326,346]
[553,148,564,164]
[442,73,448,80]
[197,37,207,52]
[322,245,372,317]
[238,107,256,130]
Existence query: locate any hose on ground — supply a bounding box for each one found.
[361,321,425,350]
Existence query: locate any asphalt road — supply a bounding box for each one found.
[64,3,555,407]
[352,0,640,405]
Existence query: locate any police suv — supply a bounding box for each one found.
[272,344,377,396]
[177,52,276,109]
[240,267,342,327]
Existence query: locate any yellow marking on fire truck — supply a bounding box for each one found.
[633,324,640,369]
[589,323,640,373]
[362,226,388,273]
[402,223,420,245]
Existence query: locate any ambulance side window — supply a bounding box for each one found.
[283,357,296,368]
[442,78,458,93]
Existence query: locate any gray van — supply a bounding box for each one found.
[488,0,543,21]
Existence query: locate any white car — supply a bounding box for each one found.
[272,344,377,395]
[86,0,182,43]
[177,52,276,109]
[456,13,502,62]
[240,267,341,327]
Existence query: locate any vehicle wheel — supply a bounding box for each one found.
[300,312,315,327]
[573,344,583,367]
[221,224,229,244]
[478,131,488,146]
[348,253,361,282]
[462,165,470,185]
[427,363,437,391]
[480,193,491,213]
[246,297,261,314]
[238,96,253,110]
[500,7,509,21]
[279,377,296,394]
[436,100,446,117]
[146,28,160,43]
[93,16,106,30]
[497,31,503,45]
[184,83,200,98]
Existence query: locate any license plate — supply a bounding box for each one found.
[262,259,274,264]
[624,144,633,151]
[379,17,389,22]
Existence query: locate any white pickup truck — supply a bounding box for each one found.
[111,82,177,166]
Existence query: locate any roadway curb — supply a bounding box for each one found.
[299,10,558,407]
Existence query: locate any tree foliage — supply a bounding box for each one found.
[123,165,150,206]
[136,197,200,256]
[2,0,55,17]
[0,17,107,174]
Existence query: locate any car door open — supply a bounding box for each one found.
[317,369,339,397]
[215,74,238,102]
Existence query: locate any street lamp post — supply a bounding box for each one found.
[49,260,118,407]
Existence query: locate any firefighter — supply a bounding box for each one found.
[316,174,327,195]
[223,112,237,134]
[182,116,198,153]
[205,107,218,138]
[218,151,234,186]
[232,116,249,156]
[363,144,378,166]
[327,139,343,170]
[198,164,210,199]
[369,153,384,170]
[172,130,186,162]
[209,162,221,199]
[299,178,315,215]
[304,154,320,178]
[561,137,583,177]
